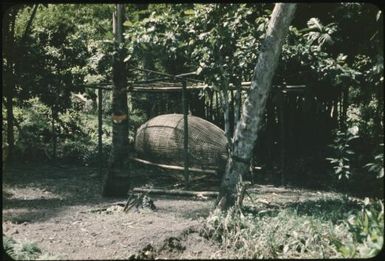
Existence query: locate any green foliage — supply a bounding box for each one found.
[14,4,115,112]
[338,199,384,258]
[281,17,361,87]
[348,53,383,140]
[365,152,384,178]
[305,17,337,48]
[3,235,58,260]
[3,235,16,257]
[19,242,42,259]
[11,98,112,165]
[204,198,384,258]
[364,144,384,179]
[326,127,358,180]
[3,3,383,190]
[13,98,53,160]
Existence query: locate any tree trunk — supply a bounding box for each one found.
[51,107,57,160]
[4,5,37,162]
[103,4,130,197]
[3,8,18,162]
[218,54,232,146]
[234,82,241,129]
[229,90,235,135]
[216,3,297,211]
[98,88,103,174]
[5,83,14,162]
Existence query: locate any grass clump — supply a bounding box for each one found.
[204,198,384,259]
[2,234,58,260]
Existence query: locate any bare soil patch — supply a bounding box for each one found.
[2,163,353,259]
[2,163,221,259]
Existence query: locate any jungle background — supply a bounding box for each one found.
[2,3,384,259]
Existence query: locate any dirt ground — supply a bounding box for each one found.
[2,162,351,259]
[2,163,224,259]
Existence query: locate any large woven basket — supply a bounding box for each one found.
[134,114,228,170]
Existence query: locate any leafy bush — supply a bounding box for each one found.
[364,143,384,179]
[13,99,53,161]
[11,98,113,165]
[326,127,359,180]
[337,199,384,257]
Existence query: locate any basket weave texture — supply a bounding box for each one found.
[134,114,228,169]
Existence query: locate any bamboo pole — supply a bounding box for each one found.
[98,88,103,174]
[51,107,57,160]
[129,157,217,174]
[83,83,307,93]
[182,80,190,187]
[280,90,286,186]
[132,188,219,198]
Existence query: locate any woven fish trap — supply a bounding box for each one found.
[134,114,228,170]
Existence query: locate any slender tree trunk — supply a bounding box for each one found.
[229,90,235,136]
[21,4,38,43]
[209,91,213,121]
[219,89,231,146]
[103,4,130,197]
[217,54,232,146]
[4,9,18,162]
[98,88,103,174]
[215,91,219,122]
[216,3,297,211]
[6,82,14,161]
[234,82,241,129]
[51,107,57,160]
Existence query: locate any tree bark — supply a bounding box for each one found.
[103,4,130,197]
[51,107,57,160]
[216,3,297,211]
[3,8,18,162]
[21,4,39,44]
[217,53,232,147]
[234,82,241,129]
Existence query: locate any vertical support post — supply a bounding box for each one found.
[215,91,219,122]
[98,88,103,174]
[51,106,57,161]
[280,89,286,187]
[182,80,190,187]
[103,4,129,197]
[230,90,234,136]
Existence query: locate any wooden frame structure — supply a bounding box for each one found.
[84,67,311,187]
[85,67,204,187]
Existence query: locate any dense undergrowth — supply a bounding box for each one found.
[2,97,147,166]
[203,197,384,258]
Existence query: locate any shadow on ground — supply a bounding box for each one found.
[243,190,363,224]
[2,162,219,223]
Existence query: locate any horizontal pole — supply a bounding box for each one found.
[130,157,218,174]
[127,77,173,85]
[175,71,198,77]
[83,85,113,90]
[132,188,219,198]
[83,83,308,93]
[132,86,207,92]
[127,65,201,83]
